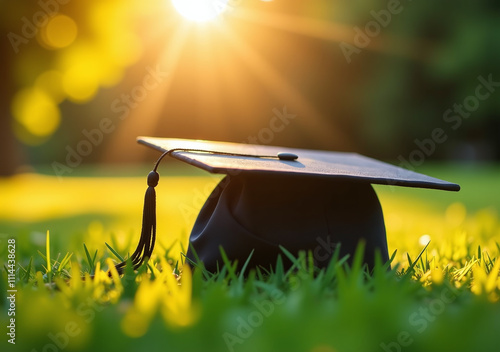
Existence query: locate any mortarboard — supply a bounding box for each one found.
[112,137,460,274]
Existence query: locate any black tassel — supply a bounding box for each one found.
[109,147,278,276]
[114,170,159,275]
[110,150,172,275]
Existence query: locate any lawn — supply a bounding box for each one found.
[1,162,500,352]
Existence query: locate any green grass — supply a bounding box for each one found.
[1,164,500,352]
[3,235,500,352]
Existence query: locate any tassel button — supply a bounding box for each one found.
[147,171,159,187]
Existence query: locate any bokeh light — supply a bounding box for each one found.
[3,1,500,168]
[41,14,78,49]
[62,63,100,103]
[60,45,103,102]
[418,234,431,246]
[11,88,61,144]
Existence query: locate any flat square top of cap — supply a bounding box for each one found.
[138,137,460,191]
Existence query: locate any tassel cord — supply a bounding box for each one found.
[111,147,277,275]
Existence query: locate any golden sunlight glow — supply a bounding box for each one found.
[216,26,353,148]
[171,0,228,22]
[0,173,214,261]
[235,9,424,61]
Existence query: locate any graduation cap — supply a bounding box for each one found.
[112,137,460,274]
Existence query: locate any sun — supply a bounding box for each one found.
[171,0,229,22]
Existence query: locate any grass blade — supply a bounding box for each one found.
[406,241,430,276]
[83,243,95,273]
[238,249,254,281]
[279,245,301,271]
[24,257,33,283]
[58,252,73,273]
[46,230,52,283]
[105,242,125,262]
[219,246,238,281]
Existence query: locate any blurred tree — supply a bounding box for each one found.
[0,28,25,176]
[359,0,500,160]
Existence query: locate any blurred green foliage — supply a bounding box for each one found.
[2,0,499,172]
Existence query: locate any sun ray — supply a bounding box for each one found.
[214,22,354,148]
[234,9,428,61]
[102,22,191,162]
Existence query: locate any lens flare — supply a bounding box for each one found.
[171,0,228,22]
